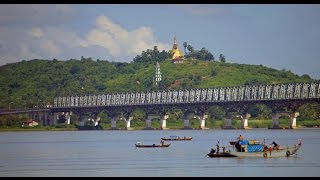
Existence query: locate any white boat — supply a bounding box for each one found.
[208,139,302,158]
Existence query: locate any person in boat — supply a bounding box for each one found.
[237,134,244,141]
[222,146,226,153]
[270,141,280,150]
[160,140,164,146]
[216,141,220,154]
[209,147,216,155]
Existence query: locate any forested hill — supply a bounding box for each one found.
[0,57,315,109]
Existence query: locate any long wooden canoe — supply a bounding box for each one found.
[161,136,193,141]
[135,143,171,148]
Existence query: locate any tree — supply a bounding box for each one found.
[187,45,194,53]
[183,42,188,54]
[219,54,226,63]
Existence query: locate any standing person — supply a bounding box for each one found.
[216,141,220,154]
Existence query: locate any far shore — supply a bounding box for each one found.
[0,126,319,132]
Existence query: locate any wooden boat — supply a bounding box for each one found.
[135,143,171,148]
[207,152,237,158]
[208,139,302,158]
[161,136,193,141]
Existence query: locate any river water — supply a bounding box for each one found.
[0,128,319,177]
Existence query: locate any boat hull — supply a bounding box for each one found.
[135,143,171,148]
[161,137,192,141]
[207,152,237,158]
[208,141,302,158]
[229,143,301,158]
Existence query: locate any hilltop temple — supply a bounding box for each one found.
[171,35,184,64]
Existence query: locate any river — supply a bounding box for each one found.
[0,128,319,177]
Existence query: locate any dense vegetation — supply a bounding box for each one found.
[0,46,319,129]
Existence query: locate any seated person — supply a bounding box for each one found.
[210,148,216,155]
[270,141,280,150]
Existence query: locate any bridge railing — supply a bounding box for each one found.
[53,81,320,108]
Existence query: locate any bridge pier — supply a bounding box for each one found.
[194,114,208,129]
[160,115,169,130]
[290,112,299,129]
[63,111,71,125]
[145,119,152,129]
[223,113,235,129]
[53,112,60,125]
[183,119,191,129]
[145,115,158,130]
[111,116,117,130]
[271,113,281,129]
[241,113,251,129]
[125,116,133,130]
[270,112,289,129]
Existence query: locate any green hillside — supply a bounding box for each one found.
[0,57,315,109]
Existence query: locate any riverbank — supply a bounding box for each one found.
[0,126,319,132]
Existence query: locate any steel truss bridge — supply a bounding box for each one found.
[2,81,320,129]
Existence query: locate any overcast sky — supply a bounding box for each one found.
[0,4,319,79]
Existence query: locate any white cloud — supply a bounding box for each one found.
[84,15,171,58]
[28,28,44,39]
[0,5,171,65]
[42,39,60,56]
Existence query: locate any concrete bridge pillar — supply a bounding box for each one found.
[183,119,190,129]
[145,117,153,130]
[271,113,280,128]
[145,115,160,130]
[96,116,101,126]
[223,113,234,129]
[53,112,60,125]
[47,113,54,126]
[111,116,117,130]
[198,114,208,129]
[242,113,250,129]
[65,111,72,125]
[125,116,133,130]
[160,115,169,130]
[43,112,48,126]
[290,112,299,129]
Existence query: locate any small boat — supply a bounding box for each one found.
[161,136,193,141]
[207,139,302,158]
[135,143,171,148]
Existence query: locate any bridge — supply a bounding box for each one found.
[1,81,320,129]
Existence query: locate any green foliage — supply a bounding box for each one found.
[297,102,320,121]
[247,104,272,119]
[298,120,320,127]
[248,120,273,128]
[208,106,226,120]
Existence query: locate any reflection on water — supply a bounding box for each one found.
[0,129,319,177]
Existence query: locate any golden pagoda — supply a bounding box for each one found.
[171,35,184,64]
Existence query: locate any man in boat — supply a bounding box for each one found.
[216,141,220,154]
[160,140,164,146]
[209,147,216,155]
[270,141,280,150]
[237,135,244,141]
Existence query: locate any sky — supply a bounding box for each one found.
[0,4,320,79]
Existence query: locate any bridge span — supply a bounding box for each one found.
[1,81,320,129]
